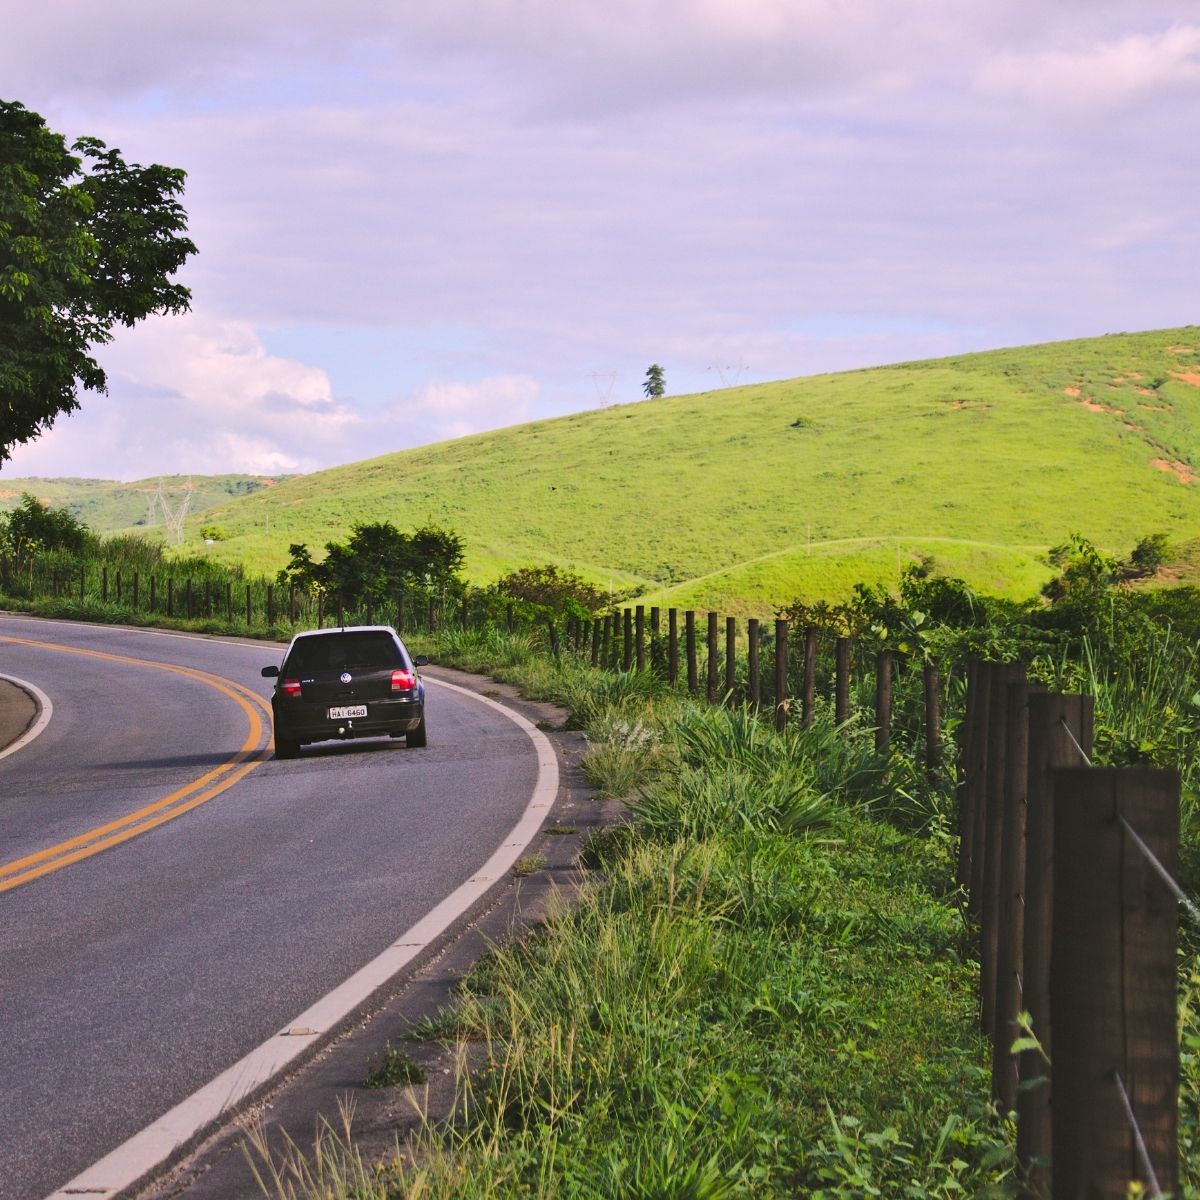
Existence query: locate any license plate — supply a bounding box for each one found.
[328,705,367,719]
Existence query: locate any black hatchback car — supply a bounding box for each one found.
[262,625,428,758]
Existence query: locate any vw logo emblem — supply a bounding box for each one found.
[340,671,352,683]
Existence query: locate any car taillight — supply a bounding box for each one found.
[391,669,416,692]
[281,677,302,699]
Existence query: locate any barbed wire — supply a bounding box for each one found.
[1112,1071,1165,1198]
[1056,717,1199,926]
[1058,716,1092,766]
[1118,813,1200,928]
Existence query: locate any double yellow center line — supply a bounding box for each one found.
[0,637,274,895]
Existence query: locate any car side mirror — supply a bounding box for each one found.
[261,665,280,678]
[413,655,429,667]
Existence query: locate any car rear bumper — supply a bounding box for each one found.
[274,698,424,743]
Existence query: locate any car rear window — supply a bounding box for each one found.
[286,632,403,674]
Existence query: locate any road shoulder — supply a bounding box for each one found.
[0,677,38,751]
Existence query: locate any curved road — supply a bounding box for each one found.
[0,616,547,1200]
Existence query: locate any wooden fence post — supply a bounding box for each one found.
[591,618,601,667]
[748,619,760,708]
[547,618,559,656]
[980,663,1026,1040]
[774,619,789,733]
[601,615,612,668]
[965,661,995,915]
[802,626,818,727]
[623,608,633,671]
[101,566,108,603]
[650,606,661,671]
[874,649,893,754]
[993,676,1036,1111]
[707,611,719,703]
[668,609,679,685]
[686,611,698,694]
[835,637,851,725]
[1051,768,1180,1200]
[957,661,983,897]
[1018,692,1094,1194]
[132,572,140,610]
[923,662,941,773]
[725,616,736,706]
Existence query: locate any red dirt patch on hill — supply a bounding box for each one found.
[1170,371,1200,386]
[1081,399,1108,413]
[1063,386,1081,397]
[1168,346,1194,354]
[1152,458,1196,484]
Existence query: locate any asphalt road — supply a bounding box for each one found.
[0,616,541,1200]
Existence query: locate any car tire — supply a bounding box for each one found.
[406,716,427,748]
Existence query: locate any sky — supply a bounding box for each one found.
[2,1,1198,481]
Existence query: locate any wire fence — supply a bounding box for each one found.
[962,664,1189,1199]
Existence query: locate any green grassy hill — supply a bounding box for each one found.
[0,474,292,534]
[179,327,1200,611]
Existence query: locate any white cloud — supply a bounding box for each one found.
[1,312,358,480]
[977,24,1200,114]
[386,376,539,444]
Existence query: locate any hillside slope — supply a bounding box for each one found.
[189,327,1200,610]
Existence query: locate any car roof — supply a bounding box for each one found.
[291,625,398,638]
[286,625,404,648]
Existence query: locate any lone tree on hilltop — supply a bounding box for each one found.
[643,363,665,398]
[0,100,197,463]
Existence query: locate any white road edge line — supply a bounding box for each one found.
[45,675,559,1200]
[0,674,52,763]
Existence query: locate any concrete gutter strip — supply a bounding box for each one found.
[45,675,559,1200]
[0,674,52,763]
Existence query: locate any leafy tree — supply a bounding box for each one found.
[278,522,464,605]
[0,100,196,462]
[495,564,609,616]
[199,524,227,542]
[1125,533,1171,579]
[0,492,97,555]
[642,363,665,398]
[1043,534,1120,602]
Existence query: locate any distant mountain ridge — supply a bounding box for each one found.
[0,474,295,534]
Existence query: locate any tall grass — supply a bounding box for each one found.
[247,631,1024,1198]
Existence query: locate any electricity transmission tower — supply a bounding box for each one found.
[588,371,618,407]
[147,480,194,546]
[707,359,749,388]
